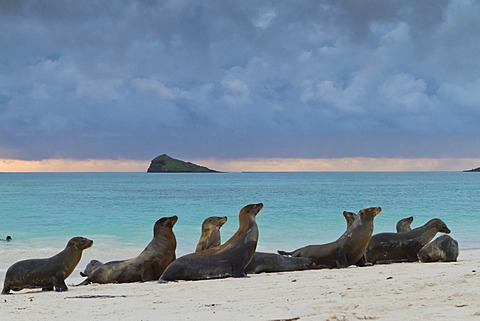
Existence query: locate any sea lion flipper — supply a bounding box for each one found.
[277,250,291,256]
[355,255,372,267]
[54,279,68,292]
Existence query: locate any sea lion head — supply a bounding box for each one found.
[396,216,414,233]
[202,216,228,232]
[343,211,357,228]
[428,218,451,234]
[358,206,382,221]
[240,203,263,217]
[154,216,178,235]
[68,236,93,251]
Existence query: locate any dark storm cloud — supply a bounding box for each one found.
[1,0,479,160]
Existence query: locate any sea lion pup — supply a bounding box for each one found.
[277,207,382,268]
[159,203,263,282]
[366,218,451,264]
[195,216,228,252]
[79,216,177,285]
[2,237,92,294]
[396,216,414,233]
[417,235,459,262]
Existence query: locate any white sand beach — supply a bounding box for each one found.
[1,250,479,321]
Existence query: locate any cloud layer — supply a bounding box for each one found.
[1,1,479,161]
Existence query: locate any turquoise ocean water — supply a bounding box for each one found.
[1,172,479,277]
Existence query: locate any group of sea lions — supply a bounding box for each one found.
[1,203,458,295]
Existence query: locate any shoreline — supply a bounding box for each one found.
[1,250,479,320]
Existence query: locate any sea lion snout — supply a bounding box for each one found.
[436,220,451,234]
[171,215,179,225]
[81,238,93,250]
[253,203,264,213]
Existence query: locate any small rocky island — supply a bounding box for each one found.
[463,167,480,172]
[147,154,218,173]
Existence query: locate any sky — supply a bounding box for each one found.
[1,0,480,171]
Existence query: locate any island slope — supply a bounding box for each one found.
[147,154,218,173]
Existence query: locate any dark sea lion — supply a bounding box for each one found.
[417,235,459,262]
[1,235,12,242]
[277,207,382,268]
[2,237,92,294]
[79,216,177,285]
[396,216,414,233]
[159,203,263,282]
[342,210,370,266]
[366,218,451,264]
[195,216,228,252]
[245,252,314,274]
[79,259,104,277]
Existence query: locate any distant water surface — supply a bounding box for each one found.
[1,172,479,275]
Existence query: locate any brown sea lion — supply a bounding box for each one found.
[366,218,451,264]
[396,216,414,233]
[79,216,177,285]
[2,237,92,294]
[159,203,263,282]
[195,216,228,252]
[417,235,459,262]
[277,207,382,268]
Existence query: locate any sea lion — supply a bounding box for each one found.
[159,203,263,282]
[195,216,228,252]
[417,235,459,262]
[79,216,177,285]
[366,218,451,264]
[342,210,370,267]
[396,216,414,233]
[277,207,382,268]
[2,236,92,294]
[245,252,314,274]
